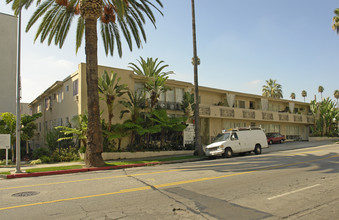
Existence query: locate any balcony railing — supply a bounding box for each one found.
[200,105,315,124]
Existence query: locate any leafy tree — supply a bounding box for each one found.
[21,113,42,154]
[181,91,194,122]
[56,114,88,149]
[149,109,187,147]
[104,123,129,150]
[129,57,172,110]
[310,98,339,136]
[262,79,283,98]
[301,90,307,102]
[290,92,296,100]
[119,90,145,145]
[332,8,339,34]
[7,0,164,167]
[98,70,128,131]
[0,112,16,160]
[318,86,324,100]
[334,90,339,106]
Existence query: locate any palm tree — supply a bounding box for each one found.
[181,91,194,122]
[119,90,146,145]
[301,90,307,102]
[332,8,339,34]
[318,86,324,101]
[57,114,88,149]
[191,0,203,156]
[290,92,296,100]
[7,0,163,167]
[334,90,339,107]
[129,57,171,110]
[98,70,128,132]
[262,79,283,98]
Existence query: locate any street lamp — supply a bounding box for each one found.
[191,0,203,155]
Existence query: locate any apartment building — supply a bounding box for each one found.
[0,13,17,114]
[29,63,315,149]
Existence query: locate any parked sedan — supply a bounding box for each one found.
[266,132,285,144]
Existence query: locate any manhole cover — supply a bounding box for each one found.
[12,191,40,197]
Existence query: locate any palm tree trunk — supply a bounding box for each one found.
[191,0,203,156]
[84,17,104,167]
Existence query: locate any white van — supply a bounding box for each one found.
[204,127,268,158]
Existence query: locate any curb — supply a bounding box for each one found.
[5,162,164,179]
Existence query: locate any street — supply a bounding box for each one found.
[0,141,339,219]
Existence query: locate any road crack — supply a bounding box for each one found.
[122,169,209,219]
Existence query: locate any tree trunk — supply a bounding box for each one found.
[191,0,203,156]
[84,17,104,167]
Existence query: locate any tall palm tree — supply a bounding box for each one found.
[7,0,163,167]
[262,79,283,98]
[318,85,324,101]
[98,70,128,132]
[301,90,307,102]
[334,89,339,107]
[129,57,171,110]
[332,8,339,34]
[290,92,296,100]
[191,0,202,156]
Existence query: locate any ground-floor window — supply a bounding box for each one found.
[223,121,246,130]
[260,124,280,133]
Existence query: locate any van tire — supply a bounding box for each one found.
[254,144,262,155]
[223,148,233,158]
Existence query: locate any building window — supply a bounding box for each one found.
[73,79,79,96]
[235,100,245,108]
[45,97,51,110]
[175,88,184,103]
[66,85,69,92]
[37,104,42,113]
[268,103,280,112]
[57,90,63,103]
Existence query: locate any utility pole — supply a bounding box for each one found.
[191,0,203,155]
[16,3,22,173]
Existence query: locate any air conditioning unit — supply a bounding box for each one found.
[74,95,79,102]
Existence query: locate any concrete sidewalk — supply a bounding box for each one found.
[0,156,202,179]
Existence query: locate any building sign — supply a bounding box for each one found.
[183,123,195,146]
[0,134,10,149]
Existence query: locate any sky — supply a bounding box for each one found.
[1,0,339,104]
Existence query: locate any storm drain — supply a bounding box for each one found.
[12,191,40,197]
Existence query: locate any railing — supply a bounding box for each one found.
[199,105,315,124]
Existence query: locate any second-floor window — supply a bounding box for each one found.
[37,104,42,113]
[57,90,63,103]
[45,97,51,110]
[73,79,79,96]
[235,100,245,108]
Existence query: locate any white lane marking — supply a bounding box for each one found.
[267,184,321,200]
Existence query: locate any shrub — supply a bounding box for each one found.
[40,155,51,164]
[30,159,42,165]
[32,148,50,159]
[0,160,13,165]
[79,145,86,153]
[50,148,79,162]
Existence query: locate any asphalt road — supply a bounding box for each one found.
[0,141,338,220]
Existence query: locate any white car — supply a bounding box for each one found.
[205,127,268,158]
